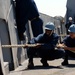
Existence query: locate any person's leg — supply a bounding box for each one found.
[27,47,40,69]
[45,49,65,66]
[42,49,64,60]
[31,18,43,37]
[40,58,49,67]
[16,0,29,40]
[53,49,65,59]
[39,49,57,67]
[67,50,75,58]
[45,49,64,65]
[39,49,64,67]
[62,50,75,65]
[28,0,43,37]
[27,47,37,69]
[38,49,49,67]
[61,50,69,65]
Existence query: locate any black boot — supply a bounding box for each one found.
[40,59,49,67]
[27,58,34,69]
[61,54,69,66]
[61,60,69,66]
[27,62,34,69]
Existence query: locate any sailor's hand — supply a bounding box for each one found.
[23,44,29,48]
[34,43,42,48]
[56,44,65,48]
[23,43,42,48]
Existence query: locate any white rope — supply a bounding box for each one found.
[2,44,37,48]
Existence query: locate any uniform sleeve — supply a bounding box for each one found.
[34,34,43,42]
[28,34,43,44]
[62,36,68,45]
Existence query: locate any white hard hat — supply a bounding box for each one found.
[45,22,55,30]
[69,17,72,20]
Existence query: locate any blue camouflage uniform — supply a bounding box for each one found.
[16,0,43,40]
[27,33,64,62]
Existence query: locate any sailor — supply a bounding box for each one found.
[57,24,75,65]
[26,22,64,69]
[16,0,43,40]
[65,17,74,34]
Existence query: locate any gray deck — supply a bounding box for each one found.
[9,58,75,75]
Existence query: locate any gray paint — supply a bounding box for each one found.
[0,0,28,71]
[0,19,12,66]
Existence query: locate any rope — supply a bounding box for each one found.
[2,44,38,48]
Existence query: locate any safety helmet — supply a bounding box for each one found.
[69,17,72,20]
[68,24,75,33]
[44,22,55,30]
